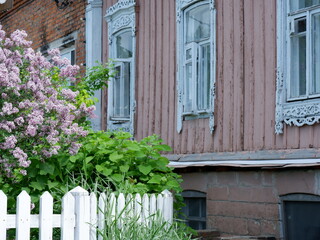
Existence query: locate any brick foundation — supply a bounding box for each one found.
[179,168,320,239]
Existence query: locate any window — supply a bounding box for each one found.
[181,191,206,230]
[111,31,132,120]
[106,0,136,134]
[176,0,216,133]
[276,0,320,133]
[280,194,320,240]
[61,48,75,65]
[40,32,77,66]
[40,32,77,86]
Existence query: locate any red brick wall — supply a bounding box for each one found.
[180,168,319,239]
[0,0,86,74]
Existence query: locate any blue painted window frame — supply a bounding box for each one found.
[105,0,136,134]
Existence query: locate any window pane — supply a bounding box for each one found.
[312,13,320,95]
[116,31,132,58]
[290,0,320,11]
[122,62,130,117]
[113,66,121,117]
[186,4,210,43]
[184,62,193,112]
[290,34,307,98]
[198,44,210,110]
[113,63,130,118]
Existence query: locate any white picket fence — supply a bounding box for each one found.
[0,186,173,240]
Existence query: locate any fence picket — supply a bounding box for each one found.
[98,192,106,240]
[39,192,53,240]
[70,186,90,240]
[142,194,149,225]
[16,191,31,240]
[61,192,75,240]
[0,191,7,240]
[134,194,142,223]
[125,194,133,219]
[149,194,157,221]
[156,193,164,221]
[162,190,173,224]
[90,193,97,240]
[109,193,116,222]
[117,193,125,227]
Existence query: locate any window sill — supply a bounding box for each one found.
[183,112,209,121]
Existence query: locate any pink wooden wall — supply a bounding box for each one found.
[102,0,320,154]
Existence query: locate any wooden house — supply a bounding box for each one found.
[2,0,320,238]
[94,0,320,239]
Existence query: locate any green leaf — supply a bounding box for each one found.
[85,156,94,164]
[39,163,55,175]
[102,168,113,177]
[111,174,123,182]
[153,144,172,152]
[116,132,132,139]
[69,155,78,163]
[126,142,140,151]
[96,165,104,173]
[109,152,123,162]
[138,165,152,175]
[48,181,59,189]
[166,180,180,188]
[30,182,44,191]
[119,165,130,173]
[147,175,162,184]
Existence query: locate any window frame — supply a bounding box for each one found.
[276,0,320,134]
[106,0,136,134]
[176,0,216,133]
[181,190,207,230]
[280,193,320,240]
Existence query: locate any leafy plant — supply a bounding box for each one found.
[61,131,184,209]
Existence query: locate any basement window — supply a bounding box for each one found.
[181,190,206,230]
[281,193,320,240]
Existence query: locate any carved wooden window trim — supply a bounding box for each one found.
[105,0,136,134]
[276,0,320,134]
[176,0,216,133]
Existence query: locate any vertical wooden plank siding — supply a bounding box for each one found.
[264,0,276,149]
[154,0,163,137]
[243,0,255,150]
[253,0,266,150]
[160,0,170,145]
[221,0,233,152]
[212,0,225,153]
[233,0,245,151]
[102,0,320,154]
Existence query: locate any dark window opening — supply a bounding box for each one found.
[281,193,320,240]
[181,190,206,230]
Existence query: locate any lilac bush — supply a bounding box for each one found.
[0,26,94,179]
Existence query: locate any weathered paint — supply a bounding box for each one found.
[102,0,320,155]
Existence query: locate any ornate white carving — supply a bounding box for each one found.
[177,89,183,133]
[106,0,135,17]
[113,14,134,31]
[283,104,320,127]
[275,68,284,134]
